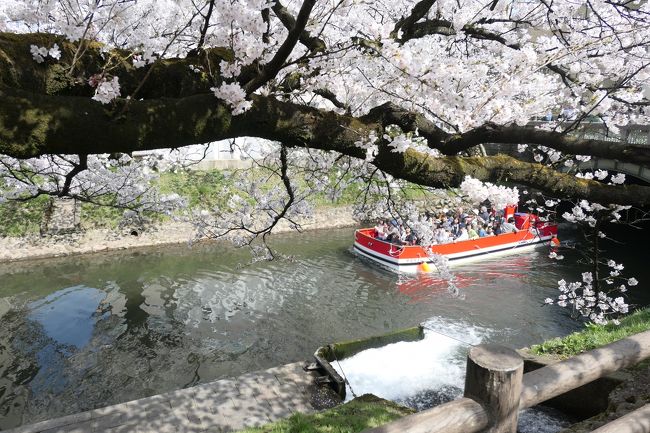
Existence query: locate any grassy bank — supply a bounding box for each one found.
[0,168,362,237]
[0,164,453,237]
[531,307,650,358]
[235,394,413,433]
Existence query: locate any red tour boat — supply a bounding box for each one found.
[353,207,558,273]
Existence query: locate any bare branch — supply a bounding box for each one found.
[59,153,87,196]
[197,0,216,49]
[392,0,437,41]
[314,88,348,111]
[244,0,317,94]
[271,0,326,53]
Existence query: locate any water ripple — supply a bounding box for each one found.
[0,227,643,429]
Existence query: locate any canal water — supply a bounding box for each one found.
[0,227,647,430]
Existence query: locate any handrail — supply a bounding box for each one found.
[365,397,488,433]
[589,404,650,433]
[363,330,650,433]
[520,329,650,409]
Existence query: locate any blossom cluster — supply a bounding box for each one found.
[575,169,626,185]
[132,50,157,68]
[460,176,519,210]
[561,199,631,226]
[30,43,61,63]
[381,125,427,154]
[211,83,252,115]
[92,76,121,104]
[544,269,631,325]
[354,131,380,162]
[0,153,187,216]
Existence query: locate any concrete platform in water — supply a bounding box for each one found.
[4,362,338,433]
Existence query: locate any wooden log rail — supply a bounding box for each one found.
[364,330,650,433]
[590,404,650,433]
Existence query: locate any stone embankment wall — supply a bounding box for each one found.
[40,198,81,235]
[0,205,357,263]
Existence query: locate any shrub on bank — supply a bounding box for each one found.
[531,307,650,358]
[0,195,50,236]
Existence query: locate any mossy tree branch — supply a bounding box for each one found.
[1,32,650,206]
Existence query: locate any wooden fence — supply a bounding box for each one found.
[364,330,650,433]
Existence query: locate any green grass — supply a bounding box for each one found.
[79,201,125,229]
[0,195,50,236]
[157,169,231,209]
[531,307,650,358]
[235,394,414,433]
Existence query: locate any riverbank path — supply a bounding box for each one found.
[5,362,322,433]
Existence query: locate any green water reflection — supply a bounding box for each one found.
[0,227,647,429]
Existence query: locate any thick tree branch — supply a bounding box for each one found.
[365,101,448,143]
[0,32,227,99]
[2,32,650,207]
[373,150,650,206]
[0,88,372,158]
[2,87,650,206]
[0,87,235,156]
[397,18,454,42]
[444,124,650,164]
[396,17,521,49]
[313,88,348,110]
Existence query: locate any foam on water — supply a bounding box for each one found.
[519,407,575,433]
[333,316,573,433]
[333,317,489,403]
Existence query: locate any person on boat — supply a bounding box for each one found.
[450,217,461,237]
[442,215,452,230]
[478,206,490,223]
[467,224,479,240]
[387,222,401,244]
[494,222,503,235]
[403,227,418,245]
[478,224,487,237]
[495,208,505,222]
[501,217,519,233]
[455,227,469,241]
[374,220,387,240]
[401,226,410,243]
[434,228,449,244]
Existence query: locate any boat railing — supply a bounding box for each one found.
[356,227,537,250]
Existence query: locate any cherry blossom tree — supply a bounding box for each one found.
[1,0,650,322]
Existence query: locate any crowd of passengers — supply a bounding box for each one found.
[373,206,520,246]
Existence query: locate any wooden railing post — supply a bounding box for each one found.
[464,344,523,433]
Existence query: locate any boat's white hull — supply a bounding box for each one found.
[353,235,553,274]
